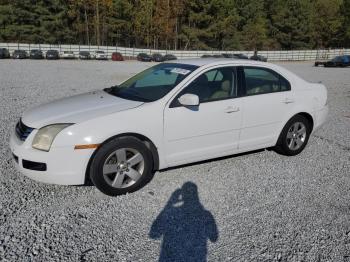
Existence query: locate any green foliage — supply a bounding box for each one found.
[0,0,349,49]
[312,0,343,47]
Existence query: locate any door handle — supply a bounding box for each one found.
[282,98,295,104]
[225,106,240,113]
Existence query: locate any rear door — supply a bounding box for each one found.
[238,66,294,150]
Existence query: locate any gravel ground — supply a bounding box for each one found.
[0,60,349,262]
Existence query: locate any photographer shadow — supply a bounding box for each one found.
[149,182,218,262]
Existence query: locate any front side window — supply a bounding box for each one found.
[174,67,236,105]
[105,63,198,102]
[243,67,290,95]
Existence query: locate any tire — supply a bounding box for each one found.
[275,115,311,156]
[90,136,154,196]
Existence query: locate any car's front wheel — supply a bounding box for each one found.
[90,137,154,196]
[275,115,311,156]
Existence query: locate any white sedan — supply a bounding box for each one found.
[10,59,328,196]
[93,50,108,60]
[60,51,76,59]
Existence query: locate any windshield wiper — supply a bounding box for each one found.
[104,85,120,95]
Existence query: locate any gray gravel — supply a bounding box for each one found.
[0,60,349,262]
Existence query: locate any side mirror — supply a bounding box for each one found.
[178,94,199,106]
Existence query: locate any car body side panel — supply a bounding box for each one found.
[273,85,328,145]
[163,98,243,166]
[51,102,167,168]
[239,91,296,150]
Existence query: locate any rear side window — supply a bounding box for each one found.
[242,67,290,95]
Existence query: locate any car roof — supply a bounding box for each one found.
[171,58,307,86]
[173,58,267,67]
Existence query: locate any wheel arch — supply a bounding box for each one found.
[84,132,160,184]
[276,112,314,146]
[297,112,314,132]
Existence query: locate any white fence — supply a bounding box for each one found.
[1,42,349,61]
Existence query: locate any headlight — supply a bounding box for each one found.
[32,124,72,152]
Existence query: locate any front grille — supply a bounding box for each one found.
[15,119,34,141]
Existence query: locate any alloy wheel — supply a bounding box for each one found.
[286,122,307,151]
[102,148,145,188]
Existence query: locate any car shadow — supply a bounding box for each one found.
[149,182,218,262]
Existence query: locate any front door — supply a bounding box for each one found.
[164,66,243,166]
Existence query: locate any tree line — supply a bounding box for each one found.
[0,0,349,50]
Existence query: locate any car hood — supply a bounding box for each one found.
[22,90,143,128]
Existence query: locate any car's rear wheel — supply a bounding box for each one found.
[275,115,311,156]
[90,137,154,196]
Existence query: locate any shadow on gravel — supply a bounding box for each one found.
[149,182,218,262]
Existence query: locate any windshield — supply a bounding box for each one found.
[96,51,104,54]
[105,63,198,102]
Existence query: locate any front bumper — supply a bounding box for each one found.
[96,56,108,60]
[9,130,94,185]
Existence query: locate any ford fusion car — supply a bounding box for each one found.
[10,59,328,196]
